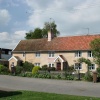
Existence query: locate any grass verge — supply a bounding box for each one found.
[0,90,100,100]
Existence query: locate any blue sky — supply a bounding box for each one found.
[0,0,100,49]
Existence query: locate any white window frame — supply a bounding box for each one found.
[23,52,25,57]
[8,51,11,55]
[35,52,40,57]
[88,64,95,71]
[74,63,82,70]
[35,63,40,67]
[48,52,55,58]
[48,63,54,67]
[48,52,54,57]
[75,51,82,57]
[88,51,93,57]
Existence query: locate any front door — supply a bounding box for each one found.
[57,62,61,70]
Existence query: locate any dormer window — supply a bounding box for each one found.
[75,51,82,57]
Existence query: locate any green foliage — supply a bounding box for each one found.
[25,21,60,39]
[25,28,42,39]
[15,66,23,74]
[42,21,60,38]
[50,67,56,71]
[97,67,100,77]
[0,90,99,100]
[67,65,75,72]
[41,65,48,71]
[78,57,92,72]
[78,57,92,66]
[22,61,34,72]
[57,74,61,79]
[0,64,8,74]
[32,66,40,74]
[25,72,33,77]
[84,72,93,82]
[65,75,74,80]
[90,38,100,67]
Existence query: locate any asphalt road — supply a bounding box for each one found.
[0,75,100,97]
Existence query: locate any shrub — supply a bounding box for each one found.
[0,64,8,74]
[57,74,61,79]
[84,72,93,82]
[97,67,100,77]
[32,66,40,74]
[41,65,48,71]
[22,61,34,72]
[65,75,74,80]
[15,66,23,74]
[25,72,33,77]
[50,67,56,71]
[33,73,39,78]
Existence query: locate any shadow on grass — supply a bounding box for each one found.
[0,90,22,98]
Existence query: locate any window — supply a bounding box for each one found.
[75,51,82,57]
[23,52,25,57]
[89,64,95,70]
[49,52,54,57]
[88,51,93,57]
[74,63,82,70]
[49,63,54,67]
[35,63,40,67]
[35,52,40,57]
[8,51,11,55]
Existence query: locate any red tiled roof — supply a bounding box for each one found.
[13,34,100,52]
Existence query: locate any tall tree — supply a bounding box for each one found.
[90,38,100,67]
[25,21,60,39]
[42,21,60,38]
[25,28,42,39]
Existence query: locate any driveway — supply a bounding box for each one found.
[0,75,100,97]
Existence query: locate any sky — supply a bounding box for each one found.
[0,0,100,49]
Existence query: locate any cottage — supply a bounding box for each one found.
[9,32,100,73]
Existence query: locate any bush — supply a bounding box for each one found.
[25,72,33,77]
[33,73,39,78]
[32,66,40,74]
[22,61,34,72]
[57,74,61,79]
[97,67,100,77]
[15,66,23,74]
[65,75,74,80]
[84,72,93,81]
[41,65,48,71]
[50,67,56,71]
[0,64,8,74]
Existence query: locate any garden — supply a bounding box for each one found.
[0,61,100,82]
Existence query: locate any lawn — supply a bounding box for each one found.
[0,90,100,100]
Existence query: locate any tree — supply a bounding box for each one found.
[25,28,42,39]
[42,21,60,38]
[25,21,60,39]
[90,38,100,67]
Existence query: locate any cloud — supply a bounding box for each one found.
[24,0,100,36]
[0,9,11,26]
[0,30,27,49]
[7,0,19,7]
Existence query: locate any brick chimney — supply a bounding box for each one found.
[48,30,54,41]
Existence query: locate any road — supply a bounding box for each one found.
[0,75,100,97]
